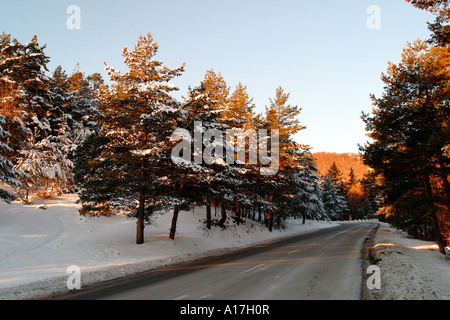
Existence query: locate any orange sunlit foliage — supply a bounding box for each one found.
[312,152,370,182]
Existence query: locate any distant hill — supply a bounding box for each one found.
[311,152,371,182]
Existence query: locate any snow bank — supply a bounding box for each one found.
[0,194,337,300]
[364,223,450,300]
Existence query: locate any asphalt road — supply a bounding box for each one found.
[62,222,377,300]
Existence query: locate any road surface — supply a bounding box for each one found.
[61,222,377,300]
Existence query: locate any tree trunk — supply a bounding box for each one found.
[218,199,227,228]
[425,176,446,255]
[235,201,240,226]
[431,211,446,255]
[439,170,450,209]
[43,178,50,198]
[268,212,273,232]
[169,205,180,240]
[136,193,145,245]
[302,213,306,224]
[437,155,450,209]
[206,202,212,230]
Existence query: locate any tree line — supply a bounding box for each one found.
[361,0,450,254]
[0,31,379,244]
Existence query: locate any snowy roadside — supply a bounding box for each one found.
[4,194,447,301]
[0,194,339,300]
[363,223,450,300]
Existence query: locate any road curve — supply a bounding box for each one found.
[61,222,378,300]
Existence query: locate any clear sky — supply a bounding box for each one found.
[0,0,435,153]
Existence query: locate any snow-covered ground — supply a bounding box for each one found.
[1,195,448,300]
[0,194,338,300]
[364,223,450,300]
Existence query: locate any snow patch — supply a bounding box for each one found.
[364,223,450,300]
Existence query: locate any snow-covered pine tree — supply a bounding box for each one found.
[327,161,346,190]
[199,69,254,227]
[0,33,72,202]
[293,152,325,223]
[325,161,350,220]
[68,71,102,138]
[14,134,74,201]
[0,33,52,153]
[79,32,185,244]
[262,86,309,229]
[48,67,72,134]
[321,175,348,221]
[0,114,24,203]
[223,82,256,129]
[202,69,230,116]
[176,82,231,231]
[69,71,106,188]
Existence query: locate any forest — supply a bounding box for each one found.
[0,31,378,245]
[0,0,449,254]
[360,0,450,254]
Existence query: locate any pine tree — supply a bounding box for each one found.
[348,167,357,188]
[200,71,265,228]
[265,86,306,172]
[325,161,350,220]
[68,71,102,136]
[347,167,362,220]
[79,32,185,244]
[327,161,345,189]
[0,114,24,203]
[262,86,309,229]
[170,82,235,234]
[0,33,52,153]
[293,152,325,223]
[407,0,450,47]
[202,69,230,114]
[361,40,450,253]
[321,176,347,221]
[224,82,256,129]
[0,33,73,202]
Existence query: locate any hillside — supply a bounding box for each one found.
[312,152,371,181]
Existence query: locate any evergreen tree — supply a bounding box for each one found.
[68,71,102,137]
[293,152,325,223]
[79,33,185,244]
[347,167,363,220]
[0,33,52,154]
[262,86,309,229]
[0,114,24,202]
[325,161,350,220]
[327,161,345,190]
[407,0,450,47]
[348,167,357,189]
[361,40,450,253]
[167,82,228,236]
[202,68,230,115]
[321,176,347,220]
[224,82,256,129]
[0,33,74,202]
[265,86,306,172]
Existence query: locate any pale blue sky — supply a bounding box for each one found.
[0,0,435,153]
